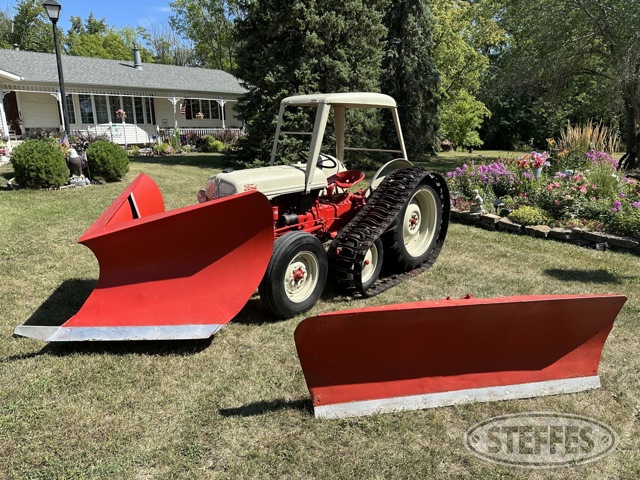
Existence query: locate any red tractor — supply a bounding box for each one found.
[197,92,450,318]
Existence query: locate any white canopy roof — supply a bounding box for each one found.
[281,92,397,109]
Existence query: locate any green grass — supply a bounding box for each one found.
[420,149,526,174]
[1,154,639,479]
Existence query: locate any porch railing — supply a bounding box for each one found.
[157,127,244,145]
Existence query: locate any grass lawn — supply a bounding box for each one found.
[1,153,639,479]
[420,149,527,174]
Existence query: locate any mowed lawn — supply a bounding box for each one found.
[1,153,639,479]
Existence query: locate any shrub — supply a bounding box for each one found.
[86,140,129,182]
[153,143,173,155]
[199,135,224,153]
[127,146,140,157]
[508,205,551,226]
[11,139,68,189]
[607,208,640,238]
[217,128,243,145]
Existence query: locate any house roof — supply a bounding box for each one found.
[0,49,247,97]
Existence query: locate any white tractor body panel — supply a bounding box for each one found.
[211,164,328,200]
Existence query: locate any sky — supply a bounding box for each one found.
[1,0,174,31]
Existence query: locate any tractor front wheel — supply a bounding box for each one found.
[259,231,328,319]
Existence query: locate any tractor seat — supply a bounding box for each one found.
[327,170,365,189]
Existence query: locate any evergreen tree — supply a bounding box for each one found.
[234,0,388,165]
[381,0,440,159]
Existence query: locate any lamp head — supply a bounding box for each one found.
[42,0,61,23]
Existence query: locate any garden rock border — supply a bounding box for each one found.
[451,208,640,254]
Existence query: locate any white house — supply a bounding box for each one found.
[0,47,246,150]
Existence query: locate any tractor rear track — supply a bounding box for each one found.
[328,167,450,297]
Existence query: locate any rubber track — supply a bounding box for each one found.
[328,167,450,297]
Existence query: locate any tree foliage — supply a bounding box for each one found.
[234,0,389,165]
[432,0,503,149]
[487,0,640,163]
[64,15,153,62]
[0,0,52,52]
[140,24,196,66]
[381,0,440,159]
[170,0,239,70]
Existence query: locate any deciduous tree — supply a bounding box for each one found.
[432,0,503,149]
[170,0,239,70]
[493,0,640,165]
[0,0,52,52]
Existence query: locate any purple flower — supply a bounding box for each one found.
[618,192,626,199]
[611,200,623,213]
[633,201,640,209]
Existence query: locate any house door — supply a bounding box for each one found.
[2,92,21,135]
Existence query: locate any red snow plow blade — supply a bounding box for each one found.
[295,294,626,418]
[14,173,273,342]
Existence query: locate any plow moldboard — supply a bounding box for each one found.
[294,294,626,418]
[14,173,274,341]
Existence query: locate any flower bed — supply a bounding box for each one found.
[446,150,640,241]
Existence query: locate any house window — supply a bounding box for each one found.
[78,94,94,124]
[122,97,134,122]
[146,97,155,124]
[94,96,109,123]
[109,96,121,122]
[66,96,76,124]
[200,100,210,119]
[134,97,145,124]
[74,94,155,124]
[193,100,220,120]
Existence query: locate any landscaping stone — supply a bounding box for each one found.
[603,234,639,249]
[524,225,552,238]
[548,228,573,241]
[478,214,501,231]
[456,211,483,225]
[582,231,610,243]
[497,217,522,233]
[450,210,639,255]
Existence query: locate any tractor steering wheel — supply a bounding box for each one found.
[297,152,338,169]
[317,154,338,169]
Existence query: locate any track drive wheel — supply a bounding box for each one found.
[259,231,328,319]
[384,179,442,271]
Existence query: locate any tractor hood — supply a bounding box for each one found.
[204,164,329,200]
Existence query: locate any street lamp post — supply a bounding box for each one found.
[43,0,70,136]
